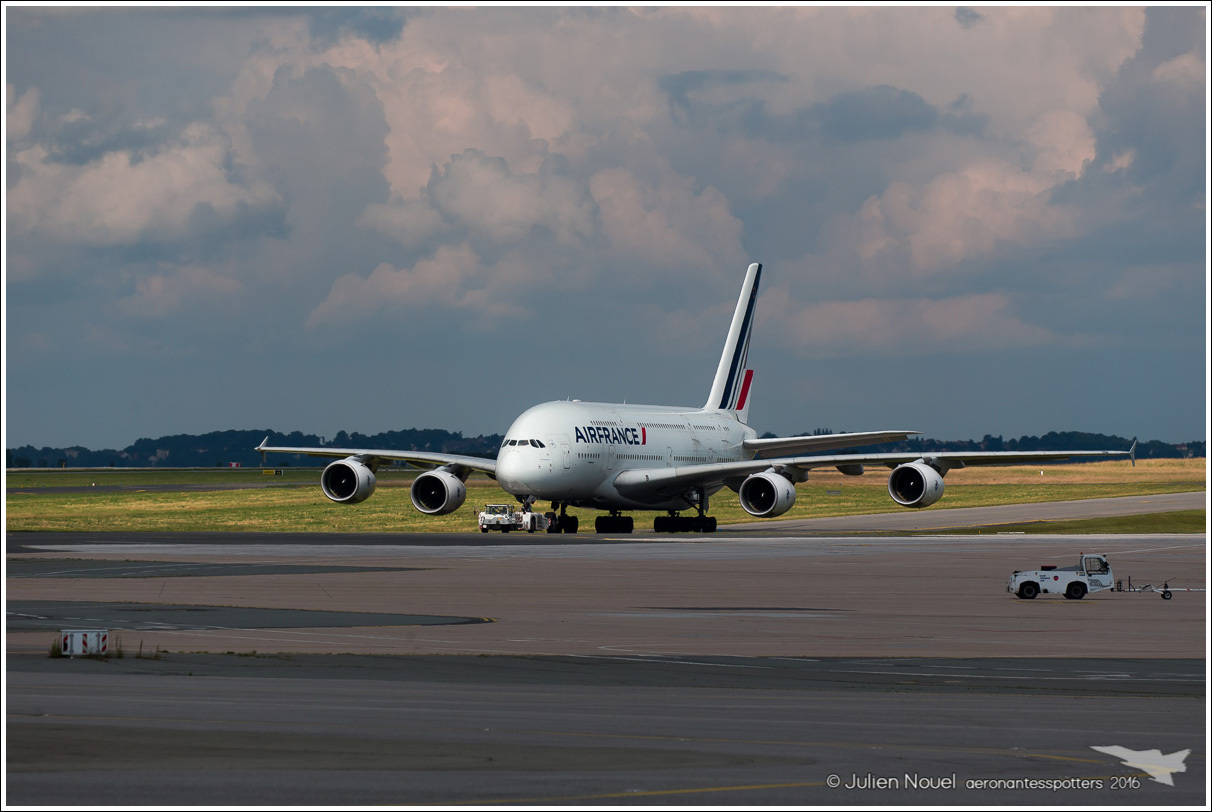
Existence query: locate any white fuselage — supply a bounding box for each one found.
[494,400,758,510]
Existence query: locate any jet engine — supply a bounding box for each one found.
[321,458,377,504]
[410,469,468,515]
[738,470,797,518]
[887,460,945,508]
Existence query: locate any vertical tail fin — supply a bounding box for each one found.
[705,262,761,424]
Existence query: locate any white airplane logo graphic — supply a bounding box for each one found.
[1090,745,1190,786]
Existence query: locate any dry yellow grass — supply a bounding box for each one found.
[936,457,1204,485]
[5,458,1204,533]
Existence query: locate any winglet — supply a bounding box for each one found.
[258,436,269,450]
[1129,436,1137,467]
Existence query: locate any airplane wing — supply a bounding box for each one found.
[613,446,1135,503]
[744,430,919,456]
[255,439,498,476]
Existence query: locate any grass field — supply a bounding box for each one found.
[5,458,1205,534]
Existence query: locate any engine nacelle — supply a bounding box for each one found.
[887,460,945,508]
[738,471,798,518]
[321,458,377,504]
[410,469,468,515]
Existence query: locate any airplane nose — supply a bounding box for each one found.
[495,451,532,493]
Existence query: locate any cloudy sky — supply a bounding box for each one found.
[5,5,1207,450]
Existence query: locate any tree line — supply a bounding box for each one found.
[791,431,1201,462]
[6,428,502,469]
[7,427,1203,469]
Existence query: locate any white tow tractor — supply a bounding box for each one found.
[1007,553,1113,600]
[477,504,550,534]
[1008,553,1205,600]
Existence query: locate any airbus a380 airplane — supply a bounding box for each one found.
[257,262,1134,534]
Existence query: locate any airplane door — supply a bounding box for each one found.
[539,436,553,473]
[713,416,731,461]
[551,435,572,469]
[688,421,703,463]
[606,413,624,471]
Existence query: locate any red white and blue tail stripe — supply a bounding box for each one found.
[705,262,761,424]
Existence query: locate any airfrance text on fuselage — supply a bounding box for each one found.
[574,426,647,445]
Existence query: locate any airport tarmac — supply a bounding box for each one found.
[5,528,1205,658]
[5,496,1207,806]
[5,653,1204,806]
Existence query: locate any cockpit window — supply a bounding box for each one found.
[530,439,544,448]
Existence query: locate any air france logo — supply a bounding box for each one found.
[575,426,647,446]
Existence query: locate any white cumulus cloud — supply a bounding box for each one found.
[589,167,745,273]
[6,84,40,141]
[427,150,596,246]
[306,243,528,328]
[119,265,244,319]
[8,123,278,245]
[829,159,1079,275]
[764,290,1058,358]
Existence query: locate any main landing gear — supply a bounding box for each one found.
[541,500,718,535]
[545,503,579,534]
[653,514,717,533]
[654,489,718,534]
[595,512,634,534]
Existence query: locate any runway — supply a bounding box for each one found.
[5,496,1207,806]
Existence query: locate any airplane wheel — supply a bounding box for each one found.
[1017,582,1039,599]
[595,515,633,534]
[1064,582,1086,600]
[703,517,717,533]
[563,516,579,534]
[1162,590,1173,600]
[654,516,669,533]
